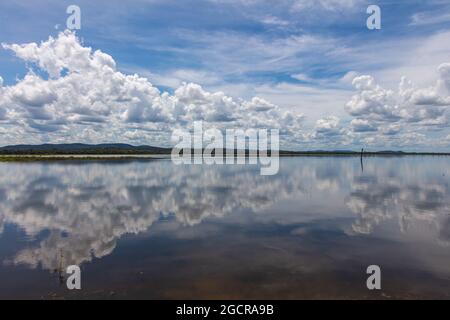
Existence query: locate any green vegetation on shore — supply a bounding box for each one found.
[0,155,166,162]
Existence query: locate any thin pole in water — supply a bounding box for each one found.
[360,148,364,172]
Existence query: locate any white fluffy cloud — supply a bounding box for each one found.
[301,63,450,150]
[0,31,303,146]
[335,66,450,149]
[351,119,377,133]
[314,116,341,136]
[346,67,450,126]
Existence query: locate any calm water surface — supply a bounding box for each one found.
[0,157,449,299]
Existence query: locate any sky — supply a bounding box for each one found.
[0,0,450,151]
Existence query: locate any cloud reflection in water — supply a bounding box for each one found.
[0,157,449,274]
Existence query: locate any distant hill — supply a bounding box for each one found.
[0,143,172,155]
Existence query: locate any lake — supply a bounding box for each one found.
[0,156,449,299]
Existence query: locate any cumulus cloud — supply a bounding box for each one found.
[294,63,450,150]
[314,116,340,134]
[312,116,346,139]
[351,119,377,133]
[345,75,399,121]
[346,67,450,126]
[0,31,303,146]
[337,66,450,148]
[300,115,353,148]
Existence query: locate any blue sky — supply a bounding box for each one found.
[1,0,450,151]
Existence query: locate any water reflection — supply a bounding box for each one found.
[346,161,450,241]
[0,160,308,271]
[348,175,450,236]
[0,157,449,298]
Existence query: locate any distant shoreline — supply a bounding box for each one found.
[1,143,449,161]
[2,143,450,153]
[0,154,170,162]
[1,152,450,162]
